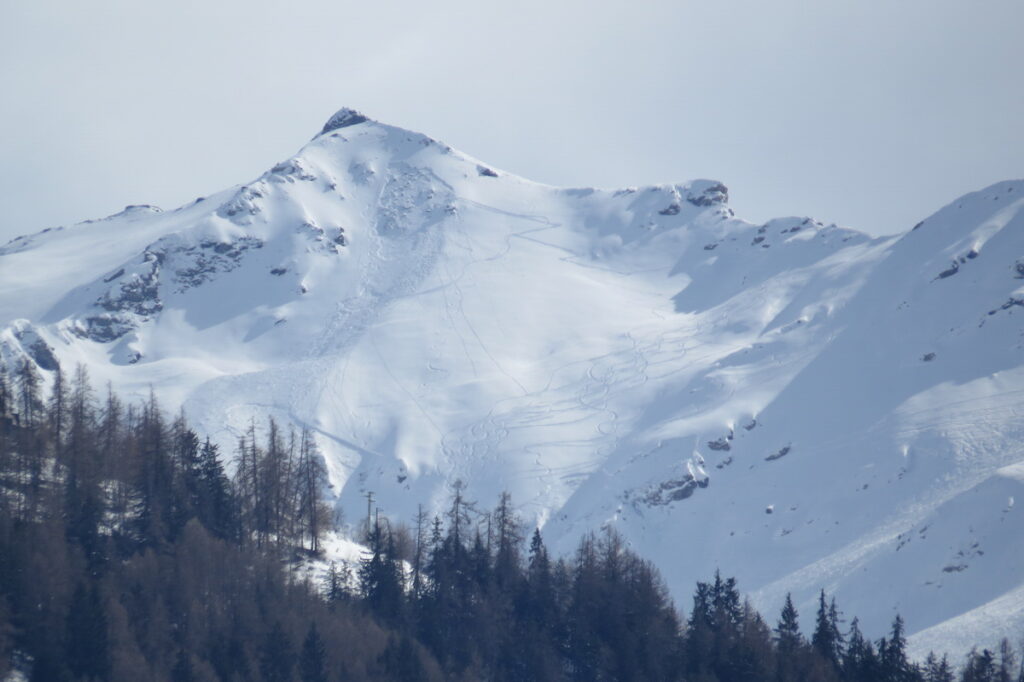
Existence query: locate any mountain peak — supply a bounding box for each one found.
[319,107,370,135]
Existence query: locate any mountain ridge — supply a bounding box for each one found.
[2,107,1022,656]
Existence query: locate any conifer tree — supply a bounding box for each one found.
[924,652,955,682]
[360,521,405,626]
[299,621,328,682]
[64,582,111,681]
[812,589,843,670]
[197,438,237,541]
[378,634,429,682]
[15,358,42,427]
[844,617,879,682]
[775,592,805,682]
[492,491,522,594]
[998,638,1018,682]
[962,647,998,682]
[775,592,802,652]
[410,504,428,599]
[880,613,911,682]
[260,621,296,682]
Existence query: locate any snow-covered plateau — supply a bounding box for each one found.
[2,108,1022,657]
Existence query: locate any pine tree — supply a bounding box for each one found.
[997,639,1017,682]
[324,561,348,605]
[774,593,805,682]
[196,438,237,541]
[359,522,405,626]
[963,647,997,682]
[299,622,328,682]
[378,634,429,682]
[525,528,554,626]
[844,617,879,682]
[259,621,296,682]
[64,582,111,681]
[171,415,202,530]
[880,613,910,682]
[924,652,955,682]
[410,504,428,599]
[492,491,521,594]
[812,589,842,670]
[775,593,802,652]
[686,579,715,676]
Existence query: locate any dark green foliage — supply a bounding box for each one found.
[260,621,296,682]
[299,622,328,682]
[924,652,956,682]
[0,366,439,681]
[64,582,110,681]
[377,635,430,682]
[879,614,913,682]
[812,590,844,671]
[0,366,1011,681]
[359,522,406,627]
[962,648,998,682]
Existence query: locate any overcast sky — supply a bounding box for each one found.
[1,0,1022,245]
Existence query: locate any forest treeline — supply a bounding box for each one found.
[0,359,1019,681]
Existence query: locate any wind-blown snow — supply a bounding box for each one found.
[2,108,1023,657]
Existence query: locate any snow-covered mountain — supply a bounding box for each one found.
[2,108,1022,655]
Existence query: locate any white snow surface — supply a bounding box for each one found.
[3,108,1024,656]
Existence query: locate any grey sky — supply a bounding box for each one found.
[1,0,1021,245]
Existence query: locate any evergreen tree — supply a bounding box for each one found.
[812,589,843,670]
[775,592,802,652]
[378,634,429,682]
[0,373,1010,682]
[259,620,296,682]
[492,491,522,594]
[196,438,237,541]
[64,582,111,681]
[686,579,715,676]
[324,560,349,605]
[359,522,404,626]
[924,652,955,682]
[410,504,428,600]
[997,638,1017,682]
[963,647,998,682]
[299,621,328,682]
[844,617,880,682]
[774,593,805,682]
[880,613,911,682]
[525,527,554,627]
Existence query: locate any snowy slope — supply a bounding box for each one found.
[2,108,1022,655]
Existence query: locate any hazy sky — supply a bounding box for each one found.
[1,0,1021,244]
